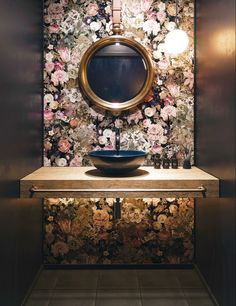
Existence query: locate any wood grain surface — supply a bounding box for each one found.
[20,166,219,198]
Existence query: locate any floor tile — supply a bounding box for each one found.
[25,290,52,306]
[175,270,204,288]
[55,270,98,289]
[34,270,58,290]
[96,290,142,306]
[183,288,216,306]
[138,269,181,289]
[26,269,216,306]
[97,270,138,289]
[48,290,96,306]
[141,289,188,306]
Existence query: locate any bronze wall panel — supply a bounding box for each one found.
[195,0,235,304]
[0,1,43,305]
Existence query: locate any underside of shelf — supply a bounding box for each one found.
[20,166,219,198]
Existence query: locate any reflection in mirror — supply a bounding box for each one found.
[87,43,147,103]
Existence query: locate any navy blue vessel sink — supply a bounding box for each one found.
[88,150,147,174]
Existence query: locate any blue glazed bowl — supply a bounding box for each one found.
[88,150,147,174]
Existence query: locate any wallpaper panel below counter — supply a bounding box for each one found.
[44,198,194,265]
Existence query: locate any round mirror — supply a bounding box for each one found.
[79,36,154,111]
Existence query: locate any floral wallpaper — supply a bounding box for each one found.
[43,0,194,264]
[44,197,194,264]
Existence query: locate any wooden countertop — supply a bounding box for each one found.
[20,166,219,198]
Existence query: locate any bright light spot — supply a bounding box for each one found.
[165,29,189,55]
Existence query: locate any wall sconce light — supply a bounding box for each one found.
[165,0,189,55]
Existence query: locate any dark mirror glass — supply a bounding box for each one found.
[87,43,147,103]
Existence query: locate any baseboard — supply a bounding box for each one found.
[194,264,219,306]
[21,264,44,306]
[44,263,194,270]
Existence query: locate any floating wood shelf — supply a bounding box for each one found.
[20,166,219,198]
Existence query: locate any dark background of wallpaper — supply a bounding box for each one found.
[43,0,195,265]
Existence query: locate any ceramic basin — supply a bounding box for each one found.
[88,150,147,174]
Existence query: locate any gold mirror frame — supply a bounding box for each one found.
[79,35,154,112]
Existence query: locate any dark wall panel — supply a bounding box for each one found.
[0,1,43,305]
[195,199,235,306]
[195,0,235,305]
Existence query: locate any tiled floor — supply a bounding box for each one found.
[25,269,216,306]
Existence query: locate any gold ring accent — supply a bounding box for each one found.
[79,35,154,112]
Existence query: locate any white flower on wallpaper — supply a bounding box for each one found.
[44,0,194,167]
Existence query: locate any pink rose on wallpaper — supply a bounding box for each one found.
[70,155,83,166]
[146,10,157,20]
[160,105,177,121]
[51,70,69,86]
[157,11,166,24]
[143,118,152,128]
[158,58,170,70]
[54,61,65,71]
[71,52,80,65]
[86,3,99,16]
[148,124,163,136]
[45,62,55,74]
[48,3,64,20]
[58,47,71,62]
[151,144,162,154]
[127,109,143,124]
[51,241,69,257]
[164,96,174,106]
[44,110,54,121]
[58,139,71,153]
[147,124,164,141]
[143,20,160,35]
[166,82,180,97]
[48,24,60,33]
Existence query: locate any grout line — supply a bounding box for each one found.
[137,269,144,306]
[95,269,99,306]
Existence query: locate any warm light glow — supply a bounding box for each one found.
[165,29,189,55]
[212,28,235,56]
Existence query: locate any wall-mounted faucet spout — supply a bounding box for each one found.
[115,128,120,154]
[113,198,121,220]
